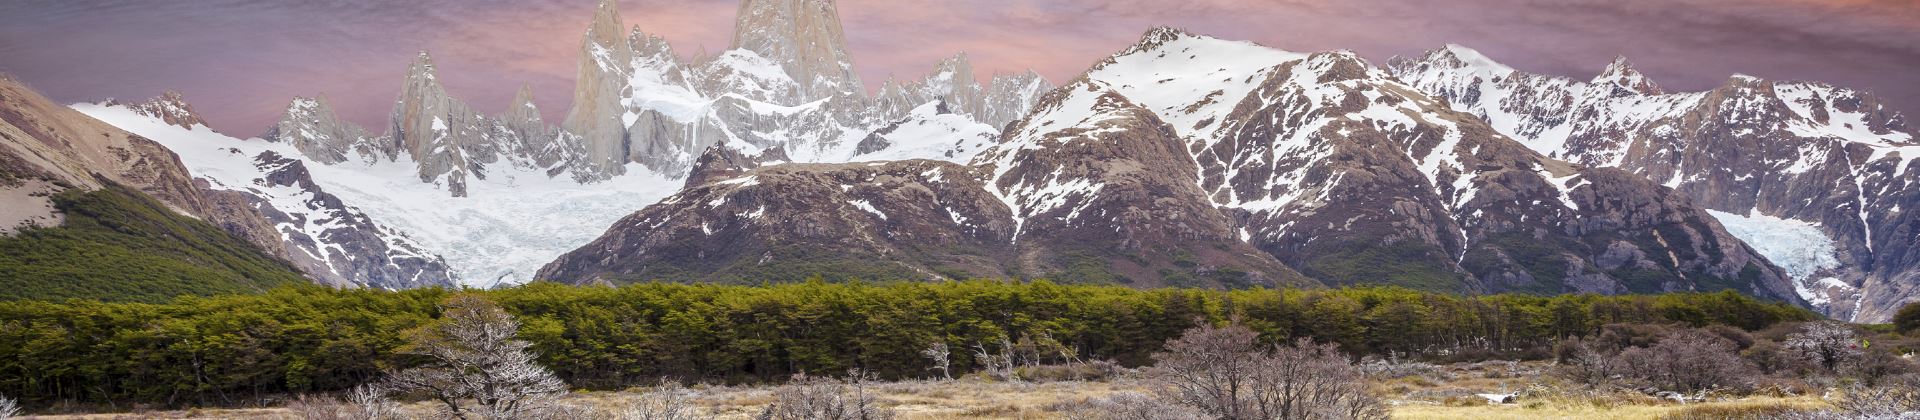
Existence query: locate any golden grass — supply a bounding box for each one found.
[1392,396,1832,420]
[25,360,1838,420]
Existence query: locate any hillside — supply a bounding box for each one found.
[0,183,307,302]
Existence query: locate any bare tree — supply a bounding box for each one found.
[384,294,567,420]
[1554,338,1616,387]
[1614,329,1755,393]
[756,370,896,420]
[972,337,1018,382]
[1785,321,1864,373]
[922,342,953,380]
[1150,324,1387,420]
[0,394,18,419]
[344,384,401,420]
[624,381,697,420]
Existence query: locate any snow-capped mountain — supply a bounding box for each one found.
[541,28,1802,304]
[76,100,457,289]
[559,0,1056,176]
[73,0,1050,288]
[1390,45,1920,321]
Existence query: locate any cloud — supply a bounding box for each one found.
[0,0,1914,133]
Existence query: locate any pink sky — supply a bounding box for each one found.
[1,0,1915,134]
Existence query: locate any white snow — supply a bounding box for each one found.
[1087,32,1306,141]
[849,199,886,220]
[847,102,997,163]
[75,103,683,288]
[1706,209,1845,305]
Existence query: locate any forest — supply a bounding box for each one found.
[0,280,1830,410]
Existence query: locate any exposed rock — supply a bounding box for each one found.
[560,0,637,180]
[731,0,864,100]
[538,151,1019,284]
[122,90,208,129]
[264,95,380,164]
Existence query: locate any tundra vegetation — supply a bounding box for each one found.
[3,281,1920,418]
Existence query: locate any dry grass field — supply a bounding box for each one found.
[25,364,1844,419]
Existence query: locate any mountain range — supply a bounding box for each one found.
[3,0,1914,320]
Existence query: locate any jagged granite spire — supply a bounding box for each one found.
[926,52,984,117]
[390,50,493,197]
[731,0,864,100]
[560,0,634,181]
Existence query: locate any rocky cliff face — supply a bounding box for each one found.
[1391,45,1918,320]
[731,0,864,101]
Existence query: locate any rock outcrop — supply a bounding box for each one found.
[731,0,864,101]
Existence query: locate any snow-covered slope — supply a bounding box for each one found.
[848,101,997,163]
[76,102,680,287]
[81,0,1047,288]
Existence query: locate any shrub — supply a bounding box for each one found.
[1894,303,1920,336]
[622,382,697,420]
[1554,337,1618,387]
[1052,391,1209,420]
[756,371,896,420]
[282,385,399,420]
[1847,350,1916,387]
[1835,374,1920,418]
[1150,324,1387,419]
[1743,339,1809,376]
[1785,321,1864,373]
[1615,329,1756,392]
[0,394,16,419]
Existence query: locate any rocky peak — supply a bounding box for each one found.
[585,0,628,57]
[505,84,541,121]
[1137,27,1195,50]
[684,142,789,188]
[730,0,863,100]
[629,25,676,62]
[561,0,636,180]
[1590,56,1663,97]
[389,50,493,196]
[392,51,454,156]
[925,52,984,117]
[981,70,1053,129]
[127,90,206,129]
[267,93,373,164]
[1437,44,1515,74]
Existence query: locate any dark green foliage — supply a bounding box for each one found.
[1297,239,1468,292]
[0,185,307,302]
[0,281,1815,409]
[1894,302,1920,335]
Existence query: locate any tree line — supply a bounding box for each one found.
[0,280,1816,408]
